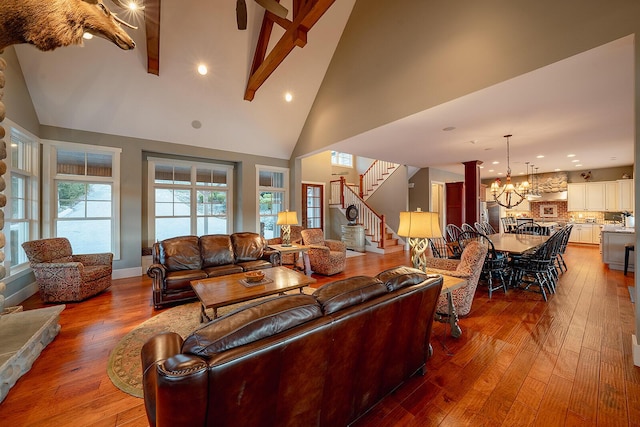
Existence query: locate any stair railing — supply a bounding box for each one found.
[332,177,386,249]
[359,160,400,200]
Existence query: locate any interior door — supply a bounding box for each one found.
[302,183,323,230]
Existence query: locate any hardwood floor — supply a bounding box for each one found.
[1,244,638,426]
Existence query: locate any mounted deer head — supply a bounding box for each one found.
[0,0,136,51]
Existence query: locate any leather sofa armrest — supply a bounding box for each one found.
[147,263,167,280]
[141,332,202,427]
[324,239,346,252]
[262,249,281,266]
[155,353,209,427]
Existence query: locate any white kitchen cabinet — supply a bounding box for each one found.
[568,223,598,244]
[568,181,615,212]
[585,182,605,211]
[618,179,634,212]
[567,183,586,211]
[605,181,619,211]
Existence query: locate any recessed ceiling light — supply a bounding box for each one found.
[536,155,544,159]
[479,166,484,169]
[191,120,202,129]
[197,64,208,75]
[567,154,576,158]
[442,126,456,131]
[83,32,93,40]
[492,161,499,165]
[497,172,504,176]
[488,169,495,173]
[571,159,580,163]
[555,168,561,171]
[575,164,582,167]
[284,92,293,102]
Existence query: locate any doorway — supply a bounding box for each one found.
[431,181,446,233]
[302,183,324,229]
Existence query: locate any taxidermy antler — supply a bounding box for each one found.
[0,0,136,52]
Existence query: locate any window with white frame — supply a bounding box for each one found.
[149,158,233,243]
[3,123,39,275]
[331,151,353,168]
[45,142,121,257]
[257,166,289,239]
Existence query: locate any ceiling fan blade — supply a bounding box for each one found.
[254,0,288,19]
[237,0,248,30]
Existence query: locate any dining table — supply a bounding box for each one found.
[488,232,550,255]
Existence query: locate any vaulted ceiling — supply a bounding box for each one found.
[12,1,634,180]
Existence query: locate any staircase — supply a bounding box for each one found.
[330,160,405,254]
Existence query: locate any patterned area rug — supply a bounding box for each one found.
[107,289,314,398]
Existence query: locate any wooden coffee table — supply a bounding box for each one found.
[191,266,317,322]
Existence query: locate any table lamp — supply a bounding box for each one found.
[277,210,299,246]
[398,209,442,271]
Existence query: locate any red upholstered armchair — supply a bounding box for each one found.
[22,238,113,303]
[300,228,346,275]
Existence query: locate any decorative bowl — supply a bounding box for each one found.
[244,271,265,283]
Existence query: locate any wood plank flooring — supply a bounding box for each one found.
[0,244,638,426]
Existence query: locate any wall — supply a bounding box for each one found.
[2,47,39,135]
[409,167,464,214]
[366,166,408,233]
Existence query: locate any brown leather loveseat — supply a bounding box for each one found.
[141,266,443,427]
[147,232,281,309]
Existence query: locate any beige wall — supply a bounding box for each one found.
[293,0,640,158]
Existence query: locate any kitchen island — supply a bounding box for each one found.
[601,226,635,272]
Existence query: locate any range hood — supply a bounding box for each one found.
[528,191,567,201]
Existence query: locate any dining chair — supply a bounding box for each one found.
[514,222,543,235]
[428,237,450,258]
[461,223,476,233]
[501,217,517,233]
[457,231,509,298]
[510,231,563,301]
[445,224,464,258]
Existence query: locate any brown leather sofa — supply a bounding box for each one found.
[147,232,281,309]
[141,266,443,427]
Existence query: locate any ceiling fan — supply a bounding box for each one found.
[237,0,289,30]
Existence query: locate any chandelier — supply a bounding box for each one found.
[490,134,530,209]
[527,164,542,200]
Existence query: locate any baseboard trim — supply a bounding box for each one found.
[113,267,143,279]
[5,282,38,307]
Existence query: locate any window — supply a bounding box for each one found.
[44,142,121,257]
[331,151,353,168]
[3,122,39,275]
[257,166,289,239]
[149,158,233,242]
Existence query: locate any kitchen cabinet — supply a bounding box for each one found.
[605,181,619,211]
[567,181,612,211]
[567,183,586,211]
[618,179,634,212]
[568,223,599,244]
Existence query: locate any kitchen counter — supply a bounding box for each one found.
[601,228,635,272]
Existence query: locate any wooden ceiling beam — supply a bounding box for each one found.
[244,0,335,101]
[144,0,161,75]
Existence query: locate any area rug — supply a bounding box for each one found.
[107,289,314,398]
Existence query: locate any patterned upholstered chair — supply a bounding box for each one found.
[424,240,488,317]
[22,238,113,303]
[300,229,347,276]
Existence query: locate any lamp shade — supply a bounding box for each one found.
[398,211,442,239]
[277,210,298,225]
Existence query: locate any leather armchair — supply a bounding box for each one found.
[424,240,488,316]
[22,237,113,303]
[301,228,346,275]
